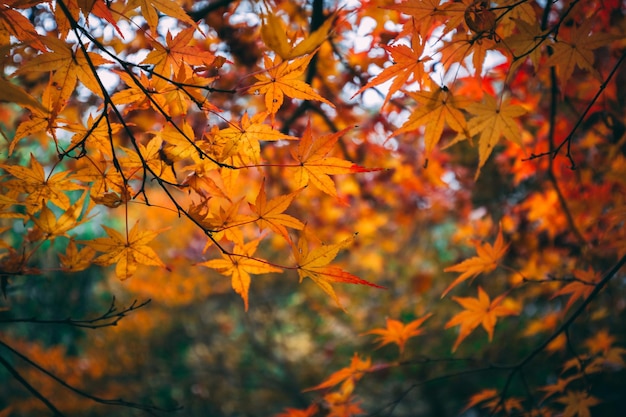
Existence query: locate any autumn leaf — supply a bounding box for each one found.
[363,313,432,353]
[59,240,96,272]
[546,20,616,86]
[250,54,334,115]
[0,154,84,214]
[17,36,111,103]
[30,192,91,239]
[442,226,509,297]
[131,0,197,34]
[352,35,430,105]
[197,239,282,311]
[274,404,318,417]
[142,27,220,78]
[445,286,518,352]
[217,112,297,165]
[293,234,384,309]
[288,121,375,197]
[82,222,167,280]
[556,391,600,417]
[394,84,470,162]
[304,353,372,391]
[261,8,336,60]
[465,95,526,178]
[551,268,599,314]
[0,77,48,114]
[250,178,304,241]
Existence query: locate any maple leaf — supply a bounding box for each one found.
[394,84,470,162]
[143,28,220,78]
[386,0,448,38]
[363,313,432,353]
[197,240,282,311]
[556,391,600,417]
[82,222,167,280]
[250,54,334,115]
[551,268,599,314]
[293,234,384,310]
[261,8,336,60]
[288,121,374,197]
[59,240,96,272]
[304,354,372,391]
[17,36,111,108]
[546,20,617,86]
[217,112,297,165]
[129,0,197,35]
[352,35,430,105]
[250,178,304,241]
[465,95,526,179]
[538,376,576,401]
[442,226,509,297]
[0,154,84,214]
[274,404,318,417]
[445,286,518,352]
[30,192,91,239]
[0,77,48,114]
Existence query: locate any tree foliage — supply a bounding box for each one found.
[0,0,625,416]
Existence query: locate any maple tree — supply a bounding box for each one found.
[0,0,625,416]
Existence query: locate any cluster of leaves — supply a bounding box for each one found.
[0,0,624,416]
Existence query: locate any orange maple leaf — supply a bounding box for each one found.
[551,268,599,314]
[465,95,526,179]
[293,234,384,310]
[445,286,518,352]
[82,222,167,280]
[304,354,372,392]
[250,178,304,241]
[143,27,220,78]
[352,35,430,105]
[274,404,318,417]
[197,239,282,311]
[250,54,334,115]
[288,121,375,197]
[442,226,509,297]
[556,391,600,417]
[546,19,617,86]
[363,313,432,353]
[59,240,96,272]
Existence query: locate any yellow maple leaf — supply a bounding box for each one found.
[465,95,526,179]
[442,226,509,297]
[363,313,432,353]
[250,55,334,115]
[197,240,282,311]
[250,178,304,241]
[394,84,470,162]
[82,222,167,280]
[0,154,84,214]
[445,286,518,352]
[217,112,297,165]
[261,8,336,60]
[130,0,197,34]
